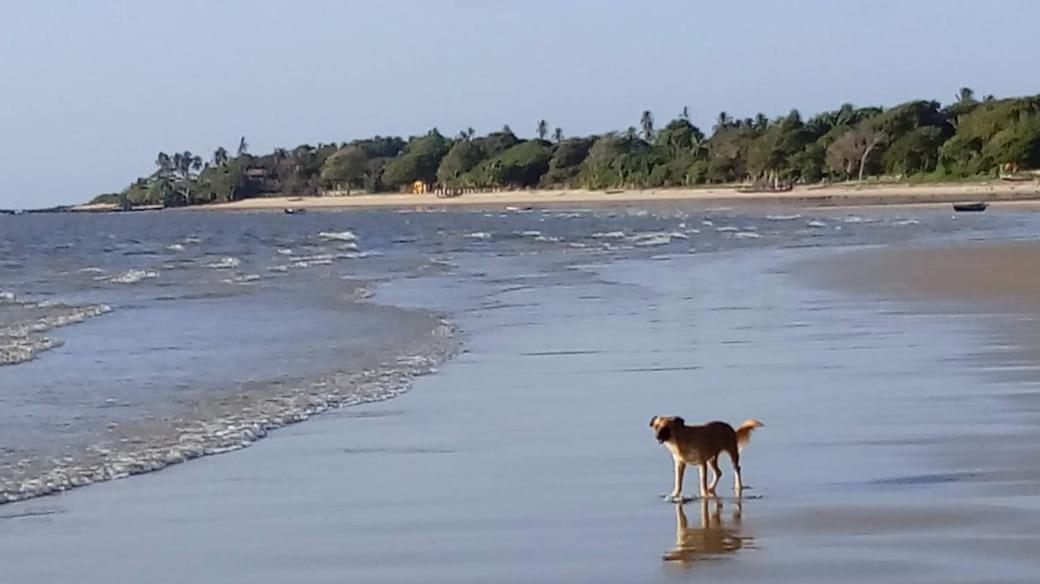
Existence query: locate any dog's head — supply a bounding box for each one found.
[649,415,685,443]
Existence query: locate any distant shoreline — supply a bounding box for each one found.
[69,180,1040,213]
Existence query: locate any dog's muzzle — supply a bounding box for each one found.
[655,427,671,443]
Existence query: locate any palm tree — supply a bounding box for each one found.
[537,119,548,140]
[237,136,249,156]
[680,106,690,121]
[502,124,513,135]
[715,111,731,131]
[624,126,638,141]
[155,152,172,173]
[213,147,229,167]
[466,127,475,139]
[754,113,768,130]
[553,127,563,143]
[640,110,654,141]
[955,87,976,104]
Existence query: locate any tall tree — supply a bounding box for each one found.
[680,106,690,121]
[715,111,731,131]
[212,147,229,167]
[155,152,172,173]
[553,127,564,143]
[955,87,977,104]
[237,136,249,156]
[826,124,887,181]
[536,120,548,140]
[640,110,655,141]
[320,146,368,193]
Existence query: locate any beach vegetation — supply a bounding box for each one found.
[90,89,1040,207]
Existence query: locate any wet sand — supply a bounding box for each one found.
[4,242,1040,582]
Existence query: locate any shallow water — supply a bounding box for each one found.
[4,232,1040,581]
[3,204,1040,580]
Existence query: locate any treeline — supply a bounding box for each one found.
[93,88,1040,207]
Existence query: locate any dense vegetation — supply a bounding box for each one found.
[91,89,1040,207]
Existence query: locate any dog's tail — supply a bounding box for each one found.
[735,419,764,451]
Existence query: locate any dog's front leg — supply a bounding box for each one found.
[698,462,709,499]
[668,460,686,501]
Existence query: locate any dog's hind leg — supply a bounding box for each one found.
[668,460,686,501]
[725,445,743,497]
[707,456,722,496]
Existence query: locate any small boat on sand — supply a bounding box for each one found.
[952,202,987,212]
[283,208,307,215]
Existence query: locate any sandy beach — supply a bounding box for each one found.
[4,213,1040,582]
[72,181,1040,213]
[213,182,1040,211]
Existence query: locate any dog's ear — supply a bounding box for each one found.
[673,417,684,426]
[649,416,658,427]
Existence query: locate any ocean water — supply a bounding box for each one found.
[1,205,1037,504]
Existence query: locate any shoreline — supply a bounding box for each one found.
[71,181,1040,213]
[7,240,1039,581]
[0,302,462,506]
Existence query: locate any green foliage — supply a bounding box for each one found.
[578,134,644,189]
[655,118,705,159]
[493,140,553,187]
[437,139,486,187]
[320,146,369,190]
[940,96,1040,175]
[540,138,592,187]
[473,130,519,158]
[352,136,405,159]
[94,89,1040,207]
[381,130,450,188]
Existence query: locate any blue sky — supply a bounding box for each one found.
[2,0,1038,208]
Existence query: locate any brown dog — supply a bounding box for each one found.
[649,416,763,500]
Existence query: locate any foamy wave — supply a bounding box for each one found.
[465,232,492,240]
[224,274,261,285]
[318,231,358,242]
[591,231,626,239]
[0,300,113,366]
[807,220,827,228]
[292,259,332,268]
[0,318,460,504]
[766,214,802,221]
[110,269,158,284]
[206,257,241,269]
[633,234,672,247]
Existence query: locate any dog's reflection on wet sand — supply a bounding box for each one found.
[663,499,753,563]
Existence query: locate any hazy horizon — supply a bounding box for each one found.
[2,0,1039,209]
